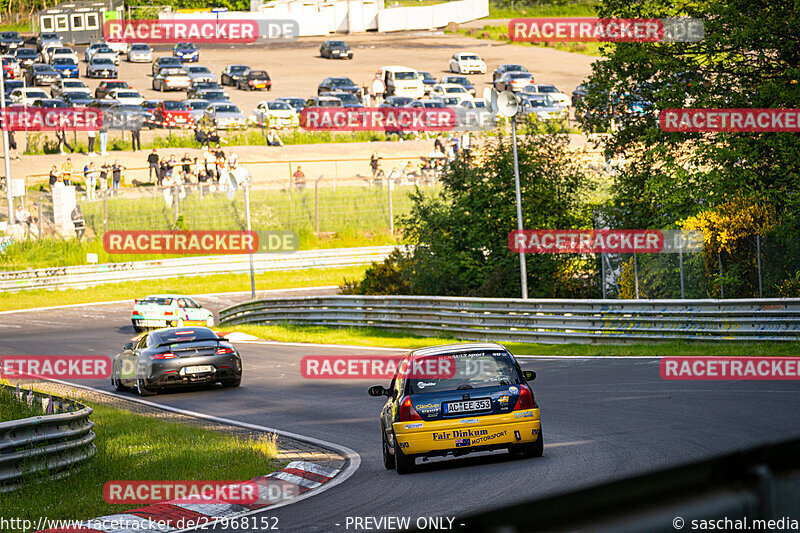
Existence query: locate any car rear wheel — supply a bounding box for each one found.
[132,320,142,332]
[205,315,215,327]
[221,376,241,388]
[137,377,156,397]
[393,434,414,474]
[382,426,395,470]
[512,429,544,458]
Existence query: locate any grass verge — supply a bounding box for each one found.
[450,24,606,57]
[0,265,363,313]
[0,384,278,530]
[229,323,800,356]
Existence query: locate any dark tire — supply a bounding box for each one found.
[132,320,142,332]
[382,426,395,470]
[513,429,544,458]
[136,377,156,397]
[221,376,241,388]
[393,435,414,474]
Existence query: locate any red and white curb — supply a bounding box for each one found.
[35,461,341,532]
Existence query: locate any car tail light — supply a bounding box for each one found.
[513,385,534,411]
[163,310,173,316]
[215,347,234,355]
[397,396,422,422]
[151,352,177,360]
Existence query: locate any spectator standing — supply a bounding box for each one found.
[98,116,108,156]
[293,165,306,190]
[111,160,125,194]
[84,162,98,200]
[371,76,385,104]
[14,203,36,236]
[61,158,73,186]
[130,116,141,152]
[370,152,381,180]
[159,156,170,186]
[202,146,216,182]
[99,162,109,196]
[147,149,160,183]
[8,130,18,159]
[71,205,85,240]
[48,166,59,192]
[56,126,74,155]
[87,129,97,156]
[181,152,192,180]
[460,131,471,159]
[434,135,445,154]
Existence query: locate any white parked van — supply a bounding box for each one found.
[377,66,424,99]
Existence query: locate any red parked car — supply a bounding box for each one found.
[152,100,194,129]
[2,57,15,79]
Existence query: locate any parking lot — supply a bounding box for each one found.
[53,29,593,116]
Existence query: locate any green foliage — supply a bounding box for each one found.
[347,124,600,298]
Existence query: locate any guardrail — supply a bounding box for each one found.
[219,295,800,343]
[0,246,394,292]
[0,385,96,491]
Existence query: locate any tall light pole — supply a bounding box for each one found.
[244,177,256,300]
[1,69,13,224]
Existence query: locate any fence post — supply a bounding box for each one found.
[37,199,42,238]
[314,176,322,234]
[756,234,763,298]
[600,252,606,298]
[718,252,725,299]
[679,247,685,299]
[103,190,108,235]
[633,253,639,299]
[388,177,394,236]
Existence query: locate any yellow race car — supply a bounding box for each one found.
[368,342,542,474]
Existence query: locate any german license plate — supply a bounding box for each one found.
[140,319,166,327]
[444,398,491,414]
[181,365,214,375]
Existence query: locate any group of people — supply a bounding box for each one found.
[432,132,471,161]
[48,158,125,198]
[146,145,235,188]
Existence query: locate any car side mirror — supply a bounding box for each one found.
[523,370,536,381]
[368,385,389,397]
[124,342,133,351]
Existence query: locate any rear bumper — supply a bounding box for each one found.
[144,354,242,387]
[393,409,541,456]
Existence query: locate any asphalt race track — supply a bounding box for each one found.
[3,290,800,532]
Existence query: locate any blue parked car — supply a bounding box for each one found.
[173,42,199,62]
[51,57,79,78]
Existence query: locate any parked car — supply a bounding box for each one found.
[32,98,67,108]
[63,91,94,107]
[51,57,79,78]
[84,42,106,62]
[409,99,446,109]
[202,102,246,129]
[51,79,88,98]
[237,70,271,91]
[107,88,145,106]
[151,100,194,128]
[380,95,413,108]
[492,64,528,83]
[2,56,17,78]
[95,80,131,99]
[182,99,212,122]
[185,65,215,84]
[194,89,229,102]
[36,32,62,52]
[253,100,299,127]
[187,81,225,99]
[127,43,153,63]
[9,87,50,105]
[431,83,472,104]
[140,99,162,122]
[152,67,191,92]
[494,71,535,92]
[0,32,24,53]
[440,75,475,96]
[220,64,250,86]
[276,96,306,113]
[106,39,129,56]
[173,42,199,62]
[448,52,486,74]
[418,71,437,95]
[48,47,79,65]
[152,56,183,77]
[4,79,24,98]
[328,91,362,108]
[320,40,353,59]
[519,93,568,121]
[318,76,360,97]
[523,84,570,107]
[304,96,343,108]
[14,47,39,68]
[87,45,118,65]
[25,63,60,86]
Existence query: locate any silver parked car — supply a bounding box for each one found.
[127,43,153,63]
[202,102,247,129]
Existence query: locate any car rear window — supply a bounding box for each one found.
[405,351,521,394]
[152,328,218,345]
[164,101,187,110]
[139,296,172,305]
